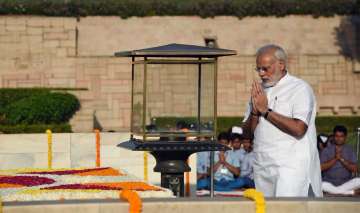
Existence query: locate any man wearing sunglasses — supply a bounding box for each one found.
[242,44,322,197]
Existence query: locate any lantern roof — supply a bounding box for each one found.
[115,43,236,57]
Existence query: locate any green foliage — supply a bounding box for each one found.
[0,88,49,110]
[2,92,80,125]
[0,0,358,18]
[315,116,360,134]
[0,88,80,133]
[154,117,198,129]
[155,116,360,135]
[217,116,244,133]
[0,123,72,133]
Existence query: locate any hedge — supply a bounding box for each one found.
[0,0,358,18]
[218,116,360,134]
[0,123,72,134]
[0,88,80,133]
[0,88,49,110]
[2,93,80,125]
[153,116,360,135]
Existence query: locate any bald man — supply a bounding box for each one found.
[242,44,322,197]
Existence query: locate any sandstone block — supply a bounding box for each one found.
[56,47,68,57]
[5,17,26,26]
[26,27,43,35]
[43,40,59,48]
[354,61,360,73]
[43,27,65,33]
[6,24,26,32]
[60,40,75,47]
[318,56,339,64]
[44,32,68,40]
[27,17,51,27]
[67,47,76,56]
[63,18,77,30]
[0,33,20,43]
[50,18,64,27]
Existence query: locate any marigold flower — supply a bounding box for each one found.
[244,189,266,213]
[120,190,142,213]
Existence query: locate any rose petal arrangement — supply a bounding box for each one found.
[0,167,173,202]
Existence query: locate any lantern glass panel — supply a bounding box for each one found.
[132,63,145,134]
[199,63,215,133]
[143,60,216,138]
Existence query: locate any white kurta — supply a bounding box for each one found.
[244,73,323,197]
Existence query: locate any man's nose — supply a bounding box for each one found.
[258,70,266,77]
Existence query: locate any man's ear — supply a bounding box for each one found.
[279,60,286,72]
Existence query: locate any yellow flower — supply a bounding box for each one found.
[244,189,266,213]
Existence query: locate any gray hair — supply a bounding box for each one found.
[256,44,287,63]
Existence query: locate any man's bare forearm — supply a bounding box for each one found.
[242,114,259,139]
[340,159,358,173]
[213,161,222,172]
[321,158,337,171]
[223,162,240,176]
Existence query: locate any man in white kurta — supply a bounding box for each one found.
[242,44,322,197]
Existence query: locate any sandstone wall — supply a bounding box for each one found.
[0,16,359,132]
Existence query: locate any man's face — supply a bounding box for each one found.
[218,139,230,146]
[256,53,285,87]
[334,131,346,146]
[242,139,252,152]
[232,138,241,150]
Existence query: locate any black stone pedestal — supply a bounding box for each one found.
[118,139,229,197]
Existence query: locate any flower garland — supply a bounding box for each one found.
[120,190,142,213]
[243,189,266,213]
[21,167,123,176]
[0,175,55,187]
[0,167,174,202]
[46,129,52,169]
[95,129,101,167]
[143,152,148,182]
[0,183,24,188]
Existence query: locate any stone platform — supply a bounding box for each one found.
[3,197,360,213]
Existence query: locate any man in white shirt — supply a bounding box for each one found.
[230,133,246,165]
[196,136,210,190]
[227,136,256,189]
[242,44,323,197]
[238,138,255,187]
[197,132,241,191]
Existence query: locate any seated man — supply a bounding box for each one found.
[229,133,246,165]
[196,137,210,189]
[197,132,241,191]
[320,125,358,195]
[196,136,210,189]
[236,137,255,188]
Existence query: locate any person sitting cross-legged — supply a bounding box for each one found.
[229,133,246,166]
[196,136,210,189]
[235,137,256,189]
[320,125,359,195]
[197,132,241,191]
[219,136,256,191]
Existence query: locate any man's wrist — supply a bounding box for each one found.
[261,108,272,119]
[251,111,261,116]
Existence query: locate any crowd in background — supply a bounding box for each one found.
[196,124,360,196]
